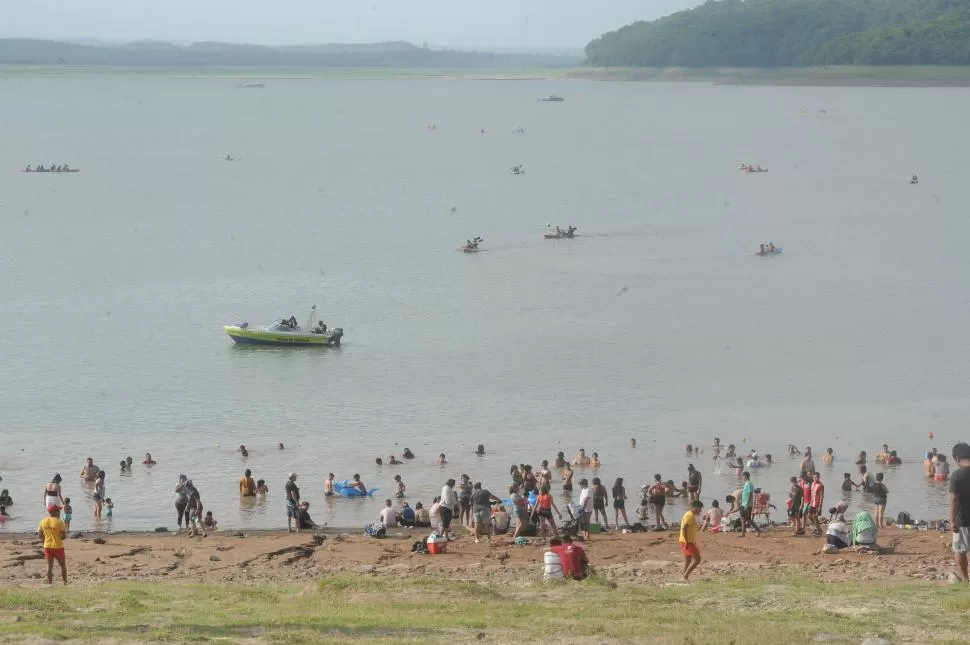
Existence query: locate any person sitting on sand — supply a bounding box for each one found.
[298,502,316,529]
[203,511,218,530]
[324,473,335,497]
[414,502,430,528]
[824,513,851,552]
[402,448,415,460]
[492,502,510,535]
[399,502,415,527]
[700,499,724,532]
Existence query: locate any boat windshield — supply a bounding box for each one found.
[264,320,300,332]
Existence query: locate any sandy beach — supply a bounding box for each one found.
[0,524,955,586]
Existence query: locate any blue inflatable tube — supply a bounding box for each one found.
[333,480,378,497]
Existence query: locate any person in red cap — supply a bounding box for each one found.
[38,504,67,584]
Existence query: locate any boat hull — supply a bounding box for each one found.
[224,326,342,346]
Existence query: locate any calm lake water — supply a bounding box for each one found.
[1,75,968,532]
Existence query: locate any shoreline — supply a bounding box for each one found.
[6,63,970,86]
[0,524,955,585]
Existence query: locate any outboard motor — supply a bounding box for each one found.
[329,328,344,346]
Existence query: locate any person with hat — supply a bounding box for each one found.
[38,504,68,584]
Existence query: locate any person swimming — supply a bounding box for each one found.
[402,448,415,459]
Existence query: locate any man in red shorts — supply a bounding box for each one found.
[38,504,67,584]
[679,499,703,581]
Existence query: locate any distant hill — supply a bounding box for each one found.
[0,38,579,68]
[584,0,970,67]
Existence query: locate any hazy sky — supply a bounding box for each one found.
[5,0,697,49]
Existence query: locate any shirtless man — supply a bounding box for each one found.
[80,458,100,483]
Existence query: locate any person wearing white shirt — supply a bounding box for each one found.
[440,479,457,537]
[577,479,593,539]
[379,499,397,528]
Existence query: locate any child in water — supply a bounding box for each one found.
[104,498,114,518]
[63,498,73,530]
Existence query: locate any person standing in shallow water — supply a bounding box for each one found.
[239,469,256,497]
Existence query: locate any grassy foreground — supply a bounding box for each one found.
[0,574,967,644]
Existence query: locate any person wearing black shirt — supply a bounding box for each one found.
[949,442,970,582]
[285,473,301,533]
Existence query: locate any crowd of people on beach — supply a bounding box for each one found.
[7,436,970,585]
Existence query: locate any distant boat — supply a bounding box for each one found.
[538,95,564,102]
[238,82,265,89]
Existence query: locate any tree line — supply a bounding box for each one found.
[584,0,970,67]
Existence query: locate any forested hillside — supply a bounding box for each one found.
[585,0,970,66]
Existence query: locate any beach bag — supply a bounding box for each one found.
[520,521,538,537]
[411,540,427,554]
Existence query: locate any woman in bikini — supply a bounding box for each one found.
[44,474,64,510]
[612,477,630,528]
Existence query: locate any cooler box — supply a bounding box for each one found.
[588,523,602,534]
[427,536,447,554]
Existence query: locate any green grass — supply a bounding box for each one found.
[0,574,967,643]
